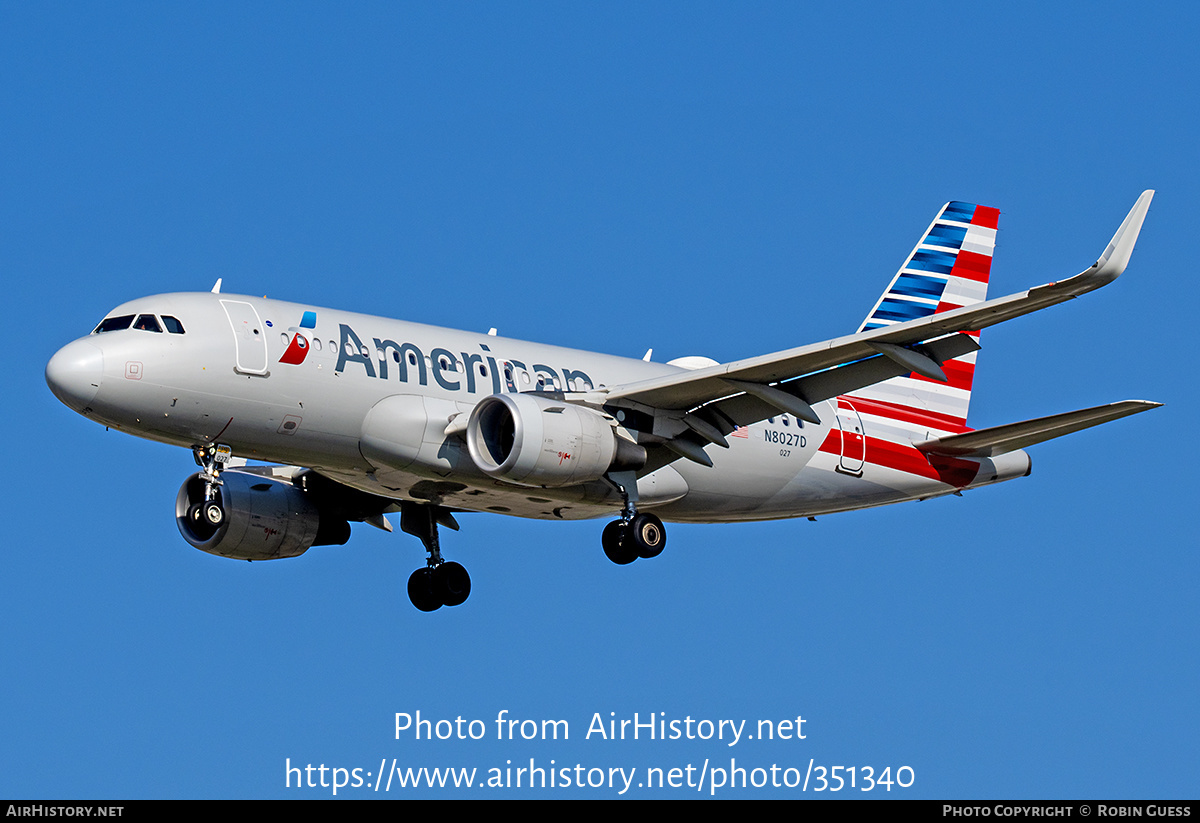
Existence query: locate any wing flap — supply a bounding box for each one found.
[693,331,980,430]
[914,400,1162,458]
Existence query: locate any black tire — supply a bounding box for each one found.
[433,561,471,607]
[407,568,442,612]
[602,520,637,565]
[185,503,218,541]
[203,500,224,526]
[629,512,666,558]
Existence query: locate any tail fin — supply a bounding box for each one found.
[849,201,999,434]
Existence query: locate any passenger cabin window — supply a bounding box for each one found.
[134,314,162,333]
[162,316,185,334]
[94,314,134,334]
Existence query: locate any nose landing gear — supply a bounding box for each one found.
[188,444,232,534]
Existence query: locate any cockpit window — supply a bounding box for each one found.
[161,315,185,334]
[93,314,134,334]
[133,314,163,332]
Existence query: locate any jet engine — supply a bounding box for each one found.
[466,393,645,487]
[175,470,351,561]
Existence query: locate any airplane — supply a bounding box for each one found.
[45,191,1161,611]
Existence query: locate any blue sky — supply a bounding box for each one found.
[3,3,1195,798]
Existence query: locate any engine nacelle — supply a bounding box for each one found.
[175,470,349,561]
[466,393,645,487]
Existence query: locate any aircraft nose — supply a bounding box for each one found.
[46,339,104,411]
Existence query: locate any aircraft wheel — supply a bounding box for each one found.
[202,500,225,527]
[433,561,471,607]
[602,520,637,565]
[630,512,666,559]
[185,503,219,540]
[407,568,442,612]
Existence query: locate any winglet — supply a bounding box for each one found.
[1088,189,1154,285]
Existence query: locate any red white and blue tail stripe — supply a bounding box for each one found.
[849,201,999,435]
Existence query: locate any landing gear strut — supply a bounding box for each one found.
[401,502,471,612]
[601,470,666,565]
[188,444,232,532]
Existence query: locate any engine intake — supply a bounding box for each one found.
[466,393,644,487]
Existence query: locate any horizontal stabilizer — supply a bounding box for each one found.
[915,400,1162,458]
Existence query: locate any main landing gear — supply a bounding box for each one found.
[187,443,232,535]
[601,470,666,565]
[401,502,471,612]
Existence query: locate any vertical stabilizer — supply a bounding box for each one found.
[850,201,999,434]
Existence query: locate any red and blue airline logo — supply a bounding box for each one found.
[279,311,317,365]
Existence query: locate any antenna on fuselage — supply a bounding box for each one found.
[211,278,223,294]
[643,348,653,362]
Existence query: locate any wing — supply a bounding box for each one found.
[597,190,1155,460]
